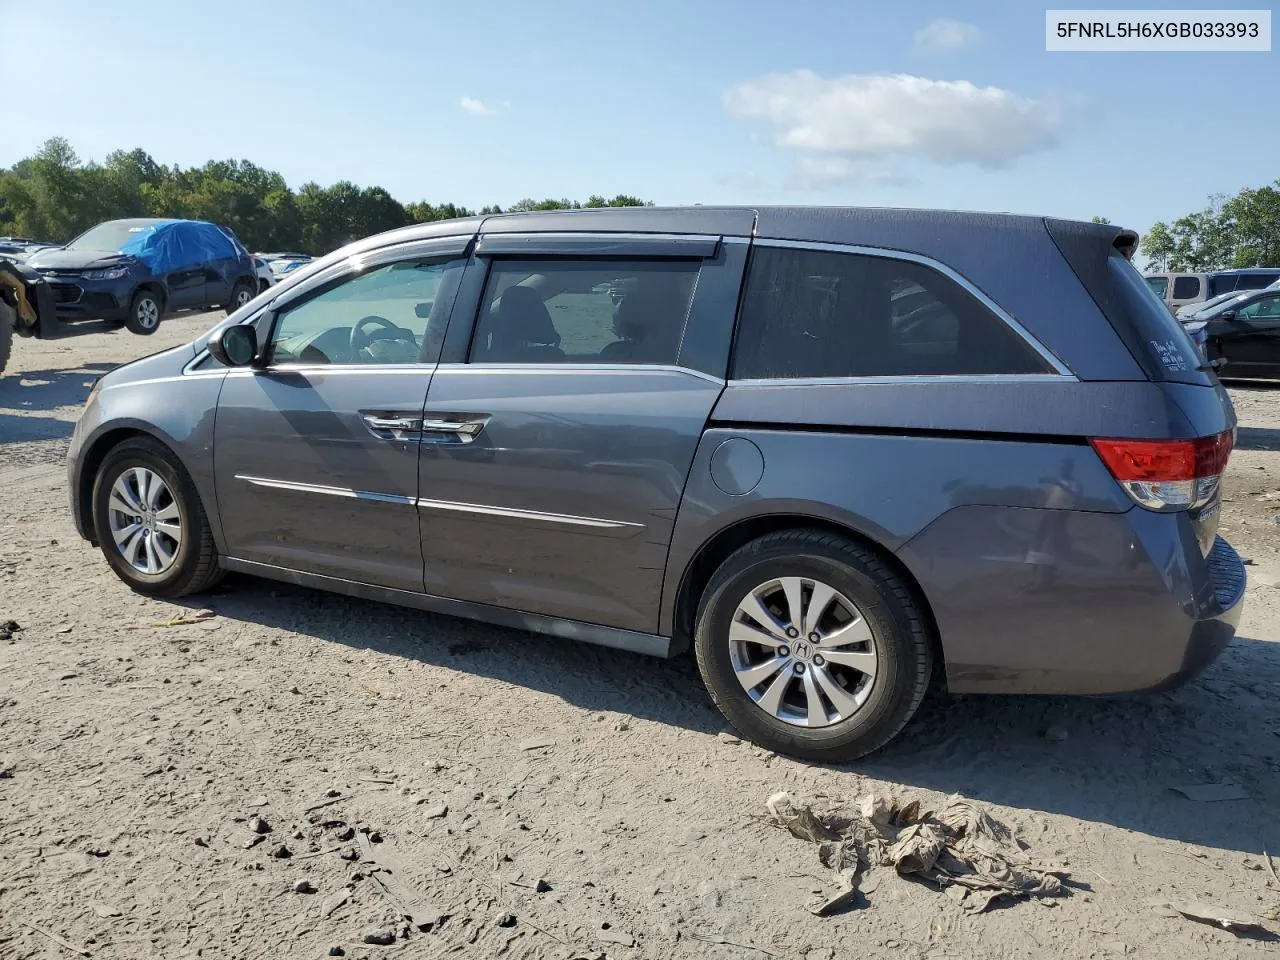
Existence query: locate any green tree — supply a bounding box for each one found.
[0,137,653,255]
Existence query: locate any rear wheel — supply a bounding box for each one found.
[91,437,224,597]
[125,290,162,335]
[694,529,933,762]
[226,280,255,315]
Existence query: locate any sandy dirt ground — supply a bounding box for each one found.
[2,311,1279,960]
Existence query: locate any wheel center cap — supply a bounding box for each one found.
[792,639,814,662]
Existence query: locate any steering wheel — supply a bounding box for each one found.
[349,315,411,355]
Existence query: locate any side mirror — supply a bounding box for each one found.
[1219,310,1237,321]
[208,324,259,367]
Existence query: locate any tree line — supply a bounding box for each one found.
[0,138,651,255]
[1139,179,1280,272]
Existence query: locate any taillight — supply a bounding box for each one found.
[1090,430,1233,511]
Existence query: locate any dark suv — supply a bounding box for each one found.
[26,218,259,335]
[65,206,1245,760]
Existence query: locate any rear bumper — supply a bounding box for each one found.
[898,503,1246,696]
[1144,535,1244,691]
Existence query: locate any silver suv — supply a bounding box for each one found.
[67,206,1245,760]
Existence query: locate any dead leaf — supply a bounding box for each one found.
[1170,899,1267,933]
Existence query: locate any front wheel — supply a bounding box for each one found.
[125,290,163,335]
[694,530,933,762]
[91,437,224,597]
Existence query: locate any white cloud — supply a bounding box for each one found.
[723,70,1060,170]
[793,157,912,188]
[914,18,982,52]
[460,96,493,116]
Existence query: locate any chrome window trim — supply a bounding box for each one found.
[269,234,474,315]
[751,238,1074,378]
[476,231,723,246]
[224,363,437,378]
[432,362,724,384]
[727,373,1075,387]
[236,474,643,532]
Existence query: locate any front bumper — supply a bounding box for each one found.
[45,275,135,321]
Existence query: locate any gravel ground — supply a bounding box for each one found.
[2,312,1279,960]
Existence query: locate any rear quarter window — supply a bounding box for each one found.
[1171,276,1201,300]
[1108,256,1212,384]
[731,246,1051,379]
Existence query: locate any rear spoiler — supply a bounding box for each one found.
[1112,228,1139,261]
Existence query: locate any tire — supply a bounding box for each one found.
[125,289,163,335]
[225,280,255,315]
[0,298,13,375]
[693,529,933,762]
[91,436,224,598]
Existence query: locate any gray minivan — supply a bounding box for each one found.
[66,207,1245,761]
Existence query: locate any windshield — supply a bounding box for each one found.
[66,221,157,252]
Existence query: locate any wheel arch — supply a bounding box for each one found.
[669,512,942,670]
[75,425,185,545]
[133,282,166,305]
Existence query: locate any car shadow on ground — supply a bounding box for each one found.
[0,362,117,414]
[193,575,1280,857]
[1237,426,1280,452]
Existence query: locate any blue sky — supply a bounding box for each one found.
[4,0,1277,238]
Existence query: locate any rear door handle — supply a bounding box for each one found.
[420,415,488,443]
[364,415,421,432]
[361,414,422,441]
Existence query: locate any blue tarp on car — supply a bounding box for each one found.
[118,220,236,273]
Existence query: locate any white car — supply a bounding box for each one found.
[250,256,275,294]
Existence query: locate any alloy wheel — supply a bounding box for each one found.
[135,298,159,330]
[107,467,182,575]
[728,576,878,728]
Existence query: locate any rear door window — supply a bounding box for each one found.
[471,259,700,365]
[1233,272,1280,291]
[731,246,1051,379]
[1171,276,1201,300]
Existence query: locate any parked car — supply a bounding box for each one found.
[1146,267,1280,314]
[267,257,310,282]
[66,206,1244,761]
[1175,289,1252,319]
[258,251,312,262]
[25,218,259,334]
[1180,285,1280,380]
[250,256,275,293]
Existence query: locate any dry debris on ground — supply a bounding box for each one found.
[765,791,1069,917]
